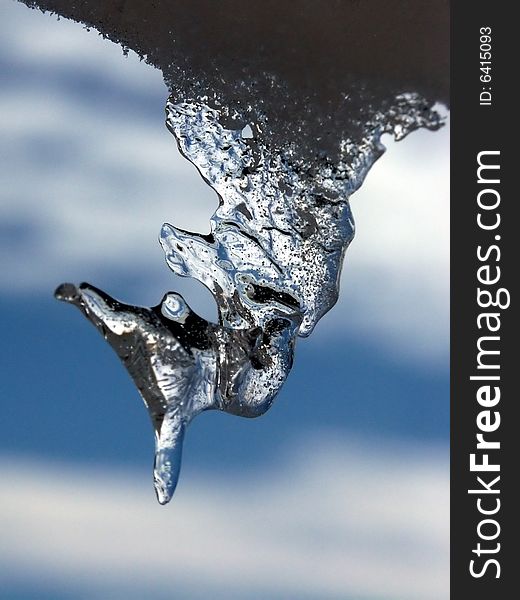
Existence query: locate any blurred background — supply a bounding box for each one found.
[0,1,449,598]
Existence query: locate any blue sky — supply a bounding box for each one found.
[0,2,449,599]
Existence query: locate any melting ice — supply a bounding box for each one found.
[56,94,442,503]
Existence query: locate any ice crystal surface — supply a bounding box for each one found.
[56,93,442,503]
[18,4,447,502]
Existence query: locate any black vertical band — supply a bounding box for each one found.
[451,2,517,597]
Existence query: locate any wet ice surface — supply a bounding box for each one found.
[56,93,443,503]
[56,278,298,504]
[17,1,448,501]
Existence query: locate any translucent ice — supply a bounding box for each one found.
[55,94,443,503]
[55,281,299,503]
[17,0,447,503]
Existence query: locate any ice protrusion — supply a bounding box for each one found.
[55,282,299,503]
[54,93,444,503]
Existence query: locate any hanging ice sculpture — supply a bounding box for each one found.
[20,0,449,503]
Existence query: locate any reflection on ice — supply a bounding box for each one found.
[55,281,299,503]
[55,93,442,502]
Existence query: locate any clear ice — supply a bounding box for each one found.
[56,94,443,504]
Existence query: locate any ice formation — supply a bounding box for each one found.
[56,95,442,503]
[19,0,448,503]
